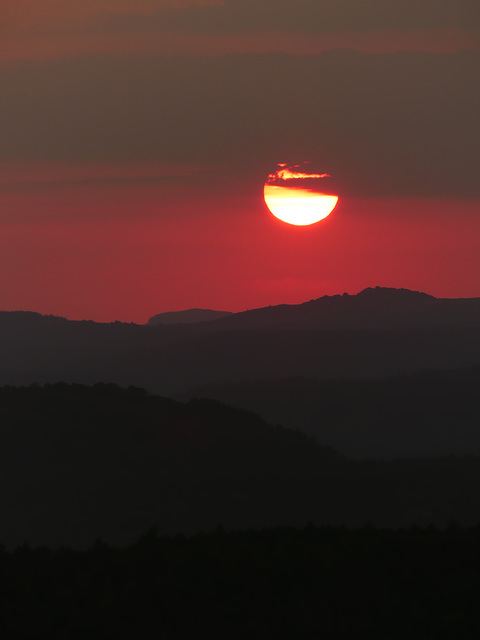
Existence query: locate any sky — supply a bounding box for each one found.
[1,0,479,322]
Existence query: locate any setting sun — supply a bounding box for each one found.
[264,185,338,225]
[264,163,339,225]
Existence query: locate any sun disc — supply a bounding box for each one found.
[264,184,338,226]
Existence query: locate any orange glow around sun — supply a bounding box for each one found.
[264,163,339,226]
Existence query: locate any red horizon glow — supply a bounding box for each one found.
[0,171,478,323]
[1,5,478,325]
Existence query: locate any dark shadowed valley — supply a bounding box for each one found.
[179,366,480,458]
[1,382,480,549]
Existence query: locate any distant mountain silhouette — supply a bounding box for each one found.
[2,383,480,548]
[204,287,480,331]
[147,308,232,325]
[0,287,479,394]
[178,366,480,458]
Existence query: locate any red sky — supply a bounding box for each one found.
[1,174,478,323]
[1,1,479,322]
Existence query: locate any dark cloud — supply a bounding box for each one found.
[1,49,478,197]
[86,0,480,35]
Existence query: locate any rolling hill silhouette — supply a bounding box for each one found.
[0,288,479,394]
[2,383,480,549]
[179,366,480,458]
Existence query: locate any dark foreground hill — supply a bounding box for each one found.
[179,366,480,458]
[2,383,480,548]
[2,525,480,639]
[0,288,479,394]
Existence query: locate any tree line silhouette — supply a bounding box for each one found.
[1,524,480,638]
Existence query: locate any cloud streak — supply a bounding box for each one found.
[1,50,478,197]
[267,165,332,183]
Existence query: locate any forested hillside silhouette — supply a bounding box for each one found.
[179,366,480,458]
[2,383,480,548]
[2,525,480,639]
[0,288,479,394]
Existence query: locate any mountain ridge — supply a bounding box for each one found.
[204,286,480,331]
[0,286,478,394]
[1,286,479,327]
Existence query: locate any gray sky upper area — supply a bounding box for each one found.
[1,49,479,198]
[5,0,479,36]
[96,0,480,34]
